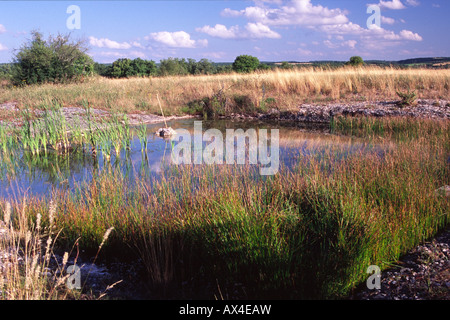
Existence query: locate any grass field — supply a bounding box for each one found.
[1,66,449,118]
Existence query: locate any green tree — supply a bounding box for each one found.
[232,55,260,73]
[130,58,157,76]
[279,61,293,70]
[0,64,13,81]
[110,58,132,78]
[158,57,188,76]
[215,64,233,74]
[347,56,364,67]
[12,31,93,85]
[107,58,157,78]
[186,58,215,75]
[93,62,112,76]
[257,63,271,71]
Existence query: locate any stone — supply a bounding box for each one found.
[155,127,176,137]
[435,185,450,197]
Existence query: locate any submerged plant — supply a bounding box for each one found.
[137,124,148,151]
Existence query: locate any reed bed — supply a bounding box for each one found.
[0,100,134,162]
[1,116,447,299]
[1,66,449,116]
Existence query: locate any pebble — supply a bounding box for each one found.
[257,99,450,123]
[351,227,450,300]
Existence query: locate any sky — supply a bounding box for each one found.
[0,0,448,63]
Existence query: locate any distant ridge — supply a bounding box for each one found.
[262,57,450,68]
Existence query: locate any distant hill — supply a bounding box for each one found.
[272,57,450,69]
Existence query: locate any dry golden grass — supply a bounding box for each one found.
[0,200,118,300]
[0,66,448,116]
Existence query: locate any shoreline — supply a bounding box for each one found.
[2,98,449,129]
[223,99,450,123]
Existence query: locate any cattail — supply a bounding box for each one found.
[25,230,32,246]
[62,252,69,267]
[48,200,56,228]
[99,227,114,251]
[36,212,42,233]
[44,235,53,263]
[3,201,11,226]
[26,254,39,290]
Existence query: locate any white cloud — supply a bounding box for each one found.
[221,8,243,18]
[319,22,366,36]
[398,29,423,41]
[95,51,127,58]
[221,0,349,27]
[376,0,407,10]
[203,51,227,59]
[129,51,146,59]
[131,41,145,49]
[197,22,281,39]
[89,36,132,50]
[145,31,207,48]
[405,0,420,6]
[197,24,239,39]
[343,40,358,49]
[320,22,422,42]
[297,48,313,56]
[324,39,357,49]
[0,43,7,51]
[245,22,282,39]
[0,24,6,34]
[381,16,396,24]
[323,40,339,49]
[369,0,419,10]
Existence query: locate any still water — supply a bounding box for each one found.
[0,119,380,199]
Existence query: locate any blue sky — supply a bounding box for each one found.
[0,0,448,63]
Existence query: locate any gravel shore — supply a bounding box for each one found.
[237,99,450,123]
[350,227,450,300]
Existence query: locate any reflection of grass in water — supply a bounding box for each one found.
[136,124,148,151]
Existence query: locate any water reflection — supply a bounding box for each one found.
[0,119,381,199]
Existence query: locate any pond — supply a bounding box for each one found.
[0,118,382,200]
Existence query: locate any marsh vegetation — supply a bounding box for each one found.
[0,105,448,299]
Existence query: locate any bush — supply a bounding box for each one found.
[279,61,293,70]
[232,55,260,73]
[187,58,215,75]
[347,56,364,67]
[93,62,112,77]
[396,90,417,107]
[108,58,157,78]
[158,57,189,76]
[257,63,271,71]
[11,31,94,85]
[0,64,12,81]
[130,58,157,77]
